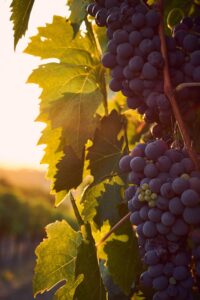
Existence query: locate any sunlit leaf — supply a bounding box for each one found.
[33,220,82,299]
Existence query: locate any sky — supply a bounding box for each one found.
[0,0,67,170]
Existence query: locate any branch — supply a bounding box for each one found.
[96,212,131,247]
[157,0,199,170]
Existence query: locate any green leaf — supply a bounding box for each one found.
[74,223,107,300]
[104,221,141,295]
[54,146,84,193]
[81,181,105,224]
[49,90,101,156]
[87,110,125,183]
[10,0,35,48]
[33,220,83,299]
[24,16,95,62]
[27,63,101,110]
[94,182,122,229]
[25,16,105,203]
[68,0,90,37]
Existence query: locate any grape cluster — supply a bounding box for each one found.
[87,0,173,133]
[87,1,200,137]
[119,139,200,299]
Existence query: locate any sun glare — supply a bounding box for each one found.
[0,0,67,170]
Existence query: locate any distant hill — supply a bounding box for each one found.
[0,167,50,193]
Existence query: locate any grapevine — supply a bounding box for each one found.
[9,0,200,299]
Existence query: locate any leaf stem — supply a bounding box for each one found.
[157,0,199,169]
[70,191,84,227]
[96,212,131,247]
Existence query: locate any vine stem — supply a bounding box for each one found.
[157,0,199,170]
[70,191,84,227]
[96,212,131,247]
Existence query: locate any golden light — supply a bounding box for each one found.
[0,0,67,170]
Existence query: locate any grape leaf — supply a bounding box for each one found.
[49,90,102,156]
[10,0,35,48]
[54,146,84,193]
[25,16,105,203]
[74,223,107,300]
[68,0,90,37]
[24,16,95,63]
[94,182,123,229]
[33,220,83,299]
[87,110,125,183]
[104,221,141,295]
[81,181,105,223]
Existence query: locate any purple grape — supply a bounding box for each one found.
[113,29,129,44]
[144,163,158,178]
[148,208,162,223]
[161,211,175,226]
[183,206,200,224]
[145,10,160,27]
[172,219,189,236]
[102,52,117,68]
[169,197,184,215]
[181,189,199,207]
[119,155,131,172]
[172,177,189,194]
[160,182,175,198]
[129,30,142,46]
[149,178,162,193]
[140,271,152,287]
[143,221,158,238]
[153,275,168,290]
[173,266,189,281]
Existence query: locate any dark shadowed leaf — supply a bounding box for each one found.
[10,0,35,48]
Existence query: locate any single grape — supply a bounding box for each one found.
[142,62,158,80]
[102,52,117,68]
[143,221,158,238]
[161,211,175,226]
[129,30,142,46]
[145,10,160,27]
[113,29,129,44]
[172,177,189,194]
[172,219,189,236]
[130,157,146,172]
[119,155,131,172]
[153,276,168,290]
[169,197,184,215]
[181,189,200,207]
[183,206,200,224]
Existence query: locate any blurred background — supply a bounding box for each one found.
[0,1,71,299]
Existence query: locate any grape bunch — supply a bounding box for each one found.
[87,0,173,132]
[87,0,200,138]
[119,139,200,299]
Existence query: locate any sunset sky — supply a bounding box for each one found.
[0,0,67,170]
